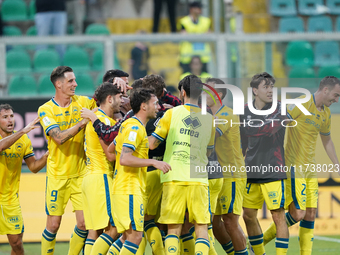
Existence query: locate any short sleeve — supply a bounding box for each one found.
[122,124,144,151]
[152,109,172,142]
[23,135,35,159]
[38,106,59,136]
[320,114,331,136]
[216,115,232,136]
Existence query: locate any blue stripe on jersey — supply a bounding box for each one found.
[45,177,49,215]
[104,174,115,227]
[290,167,300,209]
[129,195,136,230]
[45,124,59,135]
[151,132,164,142]
[23,153,35,159]
[280,179,285,208]
[122,143,136,151]
[320,131,330,136]
[216,127,223,136]
[228,181,236,214]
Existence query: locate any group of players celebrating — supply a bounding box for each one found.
[1,66,340,255]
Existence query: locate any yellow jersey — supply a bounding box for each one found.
[38,96,96,179]
[286,94,331,168]
[0,133,34,205]
[84,109,116,176]
[215,105,246,179]
[113,116,149,195]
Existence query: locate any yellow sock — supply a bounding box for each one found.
[84,239,95,255]
[136,233,146,255]
[275,238,289,255]
[165,234,179,255]
[145,220,165,255]
[208,225,217,255]
[107,238,123,255]
[180,233,195,255]
[299,220,315,255]
[90,233,113,255]
[68,226,88,255]
[222,241,234,255]
[249,234,265,255]
[41,228,57,255]
[120,240,139,255]
[195,238,210,255]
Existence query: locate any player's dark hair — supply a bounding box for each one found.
[130,88,155,114]
[50,66,73,87]
[142,74,166,98]
[131,79,143,90]
[319,76,340,90]
[0,104,13,113]
[103,69,129,83]
[95,82,121,106]
[206,77,227,100]
[250,72,275,96]
[178,74,202,99]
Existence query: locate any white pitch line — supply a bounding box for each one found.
[314,236,340,243]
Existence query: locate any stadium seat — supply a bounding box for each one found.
[298,0,325,15]
[1,0,28,21]
[336,16,340,31]
[8,75,37,96]
[33,49,61,72]
[314,41,340,66]
[28,0,36,20]
[270,0,297,16]
[74,73,94,95]
[85,24,110,35]
[3,26,22,36]
[308,16,332,32]
[92,49,103,71]
[289,66,317,88]
[38,75,55,95]
[318,66,340,77]
[63,47,90,71]
[26,26,37,36]
[279,17,304,33]
[95,72,105,87]
[6,49,31,73]
[285,41,314,66]
[326,0,340,14]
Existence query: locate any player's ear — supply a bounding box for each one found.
[252,87,257,96]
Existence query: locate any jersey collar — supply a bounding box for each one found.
[51,97,72,107]
[184,103,200,108]
[132,116,143,126]
[98,108,107,116]
[312,93,324,111]
[215,105,225,115]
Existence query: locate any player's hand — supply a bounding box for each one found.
[81,108,98,123]
[43,150,49,158]
[163,103,173,109]
[112,77,132,95]
[23,116,40,134]
[153,160,172,174]
[120,97,131,114]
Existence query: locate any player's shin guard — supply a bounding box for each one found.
[180,233,195,255]
[234,248,248,255]
[68,226,88,255]
[263,212,297,245]
[84,239,95,255]
[90,233,113,255]
[136,233,147,255]
[222,241,234,255]
[120,240,139,255]
[145,219,165,255]
[41,228,57,255]
[195,238,210,255]
[275,238,289,255]
[165,234,179,255]
[208,225,217,255]
[107,238,123,255]
[299,220,315,255]
[249,234,265,255]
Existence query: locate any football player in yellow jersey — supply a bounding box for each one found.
[203,78,248,255]
[264,76,340,255]
[81,83,124,255]
[108,88,171,255]
[0,104,48,255]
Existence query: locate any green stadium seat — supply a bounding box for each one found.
[6,49,32,73]
[1,0,28,21]
[63,47,90,71]
[308,16,332,32]
[286,41,314,67]
[75,73,94,95]
[26,26,37,36]
[279,17,304,33]
[85,24,110,35]
[289,66,317,89]
[327,0,340,15]
[28,0,36,20]
[38,75,55,95]
[92,49,122,71]
[315,41,340,67]
[33,49,61,72]
[298,0,325,15]
[8,75,37,96]
[318,66,340,78]
[3,26,22,36]
[95,72,105,87]
[270,0,297,16]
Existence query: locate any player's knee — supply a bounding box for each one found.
[290,209,305,222]
[76,221,86,231]
[224,215,238,229]
[9,237,23,251]
[271,210,285,225]
[48,221,61,233]
[242,212,255,225]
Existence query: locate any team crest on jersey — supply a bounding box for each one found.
[73,107,79,115]
[196,252,203,255]
[168,246,177,253]
[49,203,58,212]
[15,143,23,152]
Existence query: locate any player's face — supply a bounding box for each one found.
[254,80,273,104]
[146,95,160,119]
[0,109,15,134]
[190,58,202,73]
[324,84,340,107]
[204,82,216,107]
[112,93,124,113]
[60,72,77,97]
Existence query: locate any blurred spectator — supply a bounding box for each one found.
[35,0,67,56]
[152,0,177,33]
[179,55,211,80]
[129,32,150,80]
[66,0,86,34]
[178,1,211,73]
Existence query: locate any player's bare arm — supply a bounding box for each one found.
[48,118,89,145]
[120,146,171,173]
[320,134,340,171]
[0,117,40,152]
[24,150,49,173]
[148,136,162,150]
[99,138,116,162]
[81,108,98,123]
